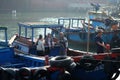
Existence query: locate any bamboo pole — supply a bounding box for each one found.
[87,19,90,54]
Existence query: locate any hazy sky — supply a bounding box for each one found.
[0,0,114,12]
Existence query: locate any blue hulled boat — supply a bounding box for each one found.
[11,22,64,56]
[0,26,47,80]
[0,22,120,80]
[56,10,120,48]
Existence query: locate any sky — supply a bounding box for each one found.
[0,0,116,12]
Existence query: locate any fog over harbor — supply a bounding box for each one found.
[0,0,115,12]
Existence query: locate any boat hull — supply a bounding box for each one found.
[66,30,120,46]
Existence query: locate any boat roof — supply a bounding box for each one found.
[88,11,108,15]
[18,22,64,42]
[18,22,63,28]
[58,17,85,20]
[88,10,111,20]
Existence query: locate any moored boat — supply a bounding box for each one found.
[12,22,120,80]
[55,10,120,48]
[0,26,47,80]
[10,22,64,56]
[0,23,120,80]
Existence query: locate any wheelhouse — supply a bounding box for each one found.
[18,22,63,42]
[11,22,64,56]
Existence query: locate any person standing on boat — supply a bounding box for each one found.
[44,33,54,54]
[36,34,45,56]
[110,30,120,48]
[59,32,68,56]
[110,21,120,48]
[95,29,106,53]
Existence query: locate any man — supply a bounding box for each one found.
[59,32,68,55]
[44,33,53,54]
[95,29,106,53]
[111,30,120,48]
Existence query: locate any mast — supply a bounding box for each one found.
[86,19,90,54]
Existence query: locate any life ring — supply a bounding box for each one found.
[33,68,49,80]
[79,55,98,71]
[17,67,31,80]
[3,68,16,80]
[50,56,73,68]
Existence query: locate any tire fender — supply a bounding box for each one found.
[33,68,49,80]
[3,68,16,80]
[18,67,31,80]
[79,55,98,71]
[50,56,73,68]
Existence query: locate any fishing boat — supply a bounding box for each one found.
[56,10,120,48]
[0,26,48,80]
[0,22,89,80]
[0,24,76,80]
[10,22,65,56]
[0,22,120,80]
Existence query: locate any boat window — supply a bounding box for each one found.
[0,29,7,47]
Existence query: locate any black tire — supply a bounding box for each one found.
[17,67,31,80]
[3,68,16,80]
[50,56,73,68]
[111,56,120,80]
[33,68,49,80]
[111,69,120,80]
[79,55,98,71]
[58,71,72,80]
[0,67,5,80]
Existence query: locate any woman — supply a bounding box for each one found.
[36,35,45,56]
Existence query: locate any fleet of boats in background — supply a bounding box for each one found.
[51,9,120,49]
[0,6,120,80]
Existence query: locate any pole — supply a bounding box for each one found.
[87,19,90,54]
